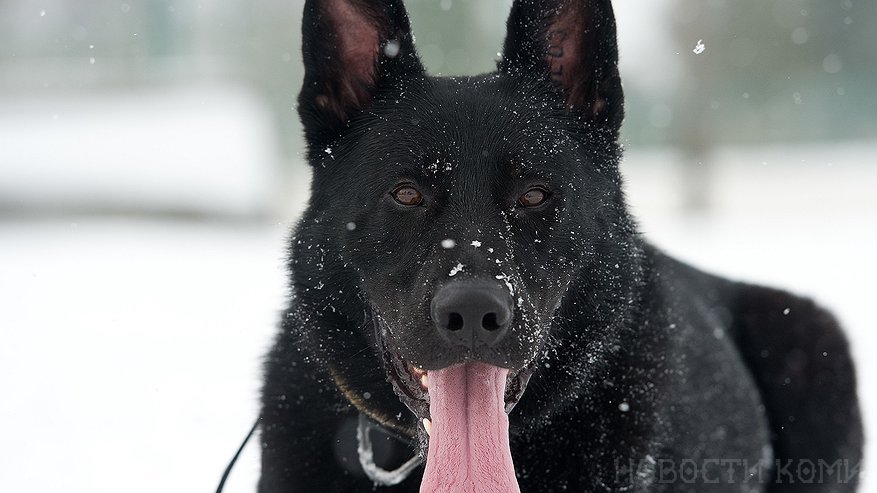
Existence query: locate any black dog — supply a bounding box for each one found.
[258,0,863,491]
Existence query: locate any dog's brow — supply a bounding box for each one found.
[507,159,540,178]
[390,165,432,183]
[498,155,524,174]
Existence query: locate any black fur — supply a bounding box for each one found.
[259,0,863,491]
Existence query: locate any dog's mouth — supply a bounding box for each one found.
[377,332,533,492]
[381,348,534,424]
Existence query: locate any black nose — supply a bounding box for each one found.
[430,281,513,348]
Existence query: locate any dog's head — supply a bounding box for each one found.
[290,0,636,482]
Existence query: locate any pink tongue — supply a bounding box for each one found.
[420,363,520,493]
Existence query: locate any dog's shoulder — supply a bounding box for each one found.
[727,276,863,476]
[647,244,863,475]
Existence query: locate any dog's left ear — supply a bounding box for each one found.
[298,0,424,148]
[500,0,623,138]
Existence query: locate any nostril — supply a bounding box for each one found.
[482,312,501,331]
[447,312,464,331]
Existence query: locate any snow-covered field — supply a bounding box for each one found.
[0,219,287,493]
[0,144,874,492]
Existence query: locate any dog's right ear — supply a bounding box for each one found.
[298,0,423,148]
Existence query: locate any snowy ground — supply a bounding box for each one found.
[0,219,287,493]
[0,144,874,492]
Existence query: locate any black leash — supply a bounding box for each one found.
[216,415,261,493]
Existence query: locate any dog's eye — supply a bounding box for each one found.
[518,188,549,208]
[392,186,423,206]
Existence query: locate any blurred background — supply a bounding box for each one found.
[1,0,874,491]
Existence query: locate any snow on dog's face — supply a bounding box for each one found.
[291,0,632,490]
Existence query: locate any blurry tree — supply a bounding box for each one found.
[665,0,877,209]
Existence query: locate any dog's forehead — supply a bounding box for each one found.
[418,76,551,135]
[365,76,571,172]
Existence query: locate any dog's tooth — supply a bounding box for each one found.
[411,366,425,376]
[420,374,429,389]
[423,418,432,437]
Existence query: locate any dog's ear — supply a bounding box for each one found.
[500,0,623,137]
[298,0,423,146]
